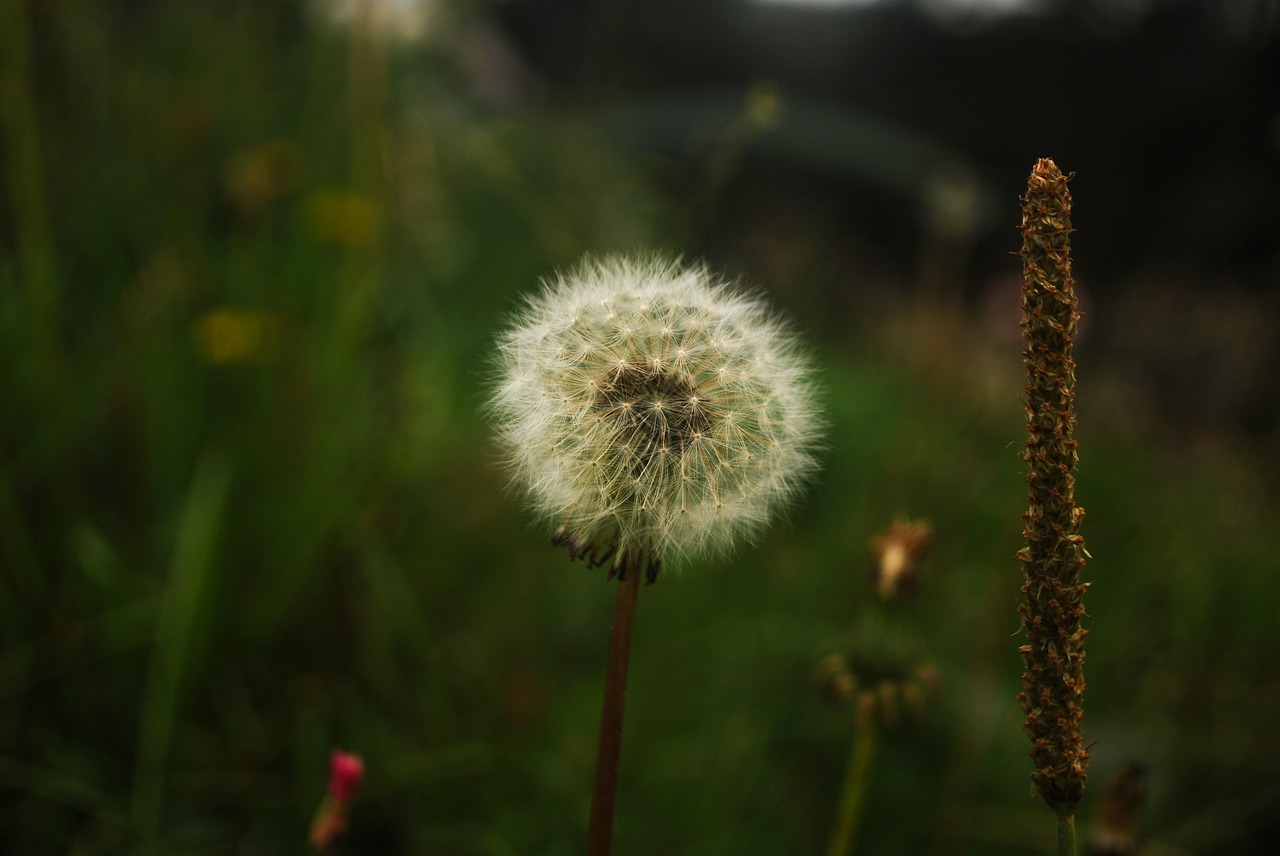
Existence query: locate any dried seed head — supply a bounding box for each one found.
[815,654,943,730]
[1017,158,1089,814]
[868,518,933,601]
[812,654,856,708]
[489,256,822,569]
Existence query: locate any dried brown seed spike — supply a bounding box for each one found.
[1017,157,1090,815]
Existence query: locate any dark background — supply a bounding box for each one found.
[493,0,1280,433]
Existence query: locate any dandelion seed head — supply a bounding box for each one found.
[489,255,823,567]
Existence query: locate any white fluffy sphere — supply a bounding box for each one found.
[490,256,822,569]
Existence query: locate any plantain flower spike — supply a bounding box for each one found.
[1017,158,1090,815]
[490,255,822,579]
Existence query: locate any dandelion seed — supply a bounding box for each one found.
[489,255,822,572]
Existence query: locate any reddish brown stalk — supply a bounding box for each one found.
[587,552,642,856]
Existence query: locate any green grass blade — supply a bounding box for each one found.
[129,453,231,852]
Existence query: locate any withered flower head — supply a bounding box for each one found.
[868,519,933,601]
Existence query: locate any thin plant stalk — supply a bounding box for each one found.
[587,552,642,856]
[130,455,231,852]
[1,0,60,343]
[825,721,879,856]
[1057,813,1077,856]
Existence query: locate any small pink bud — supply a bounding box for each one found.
[328,750,364,803]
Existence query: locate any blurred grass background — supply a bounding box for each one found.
[2,1,1279,853]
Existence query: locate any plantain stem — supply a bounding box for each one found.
[825,720,879,856]
[1057,811,1077,856]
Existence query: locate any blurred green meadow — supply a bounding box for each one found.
[3,2,1279,854]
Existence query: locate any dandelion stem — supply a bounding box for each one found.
[825,720,879,856]
[587,551,642,856]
